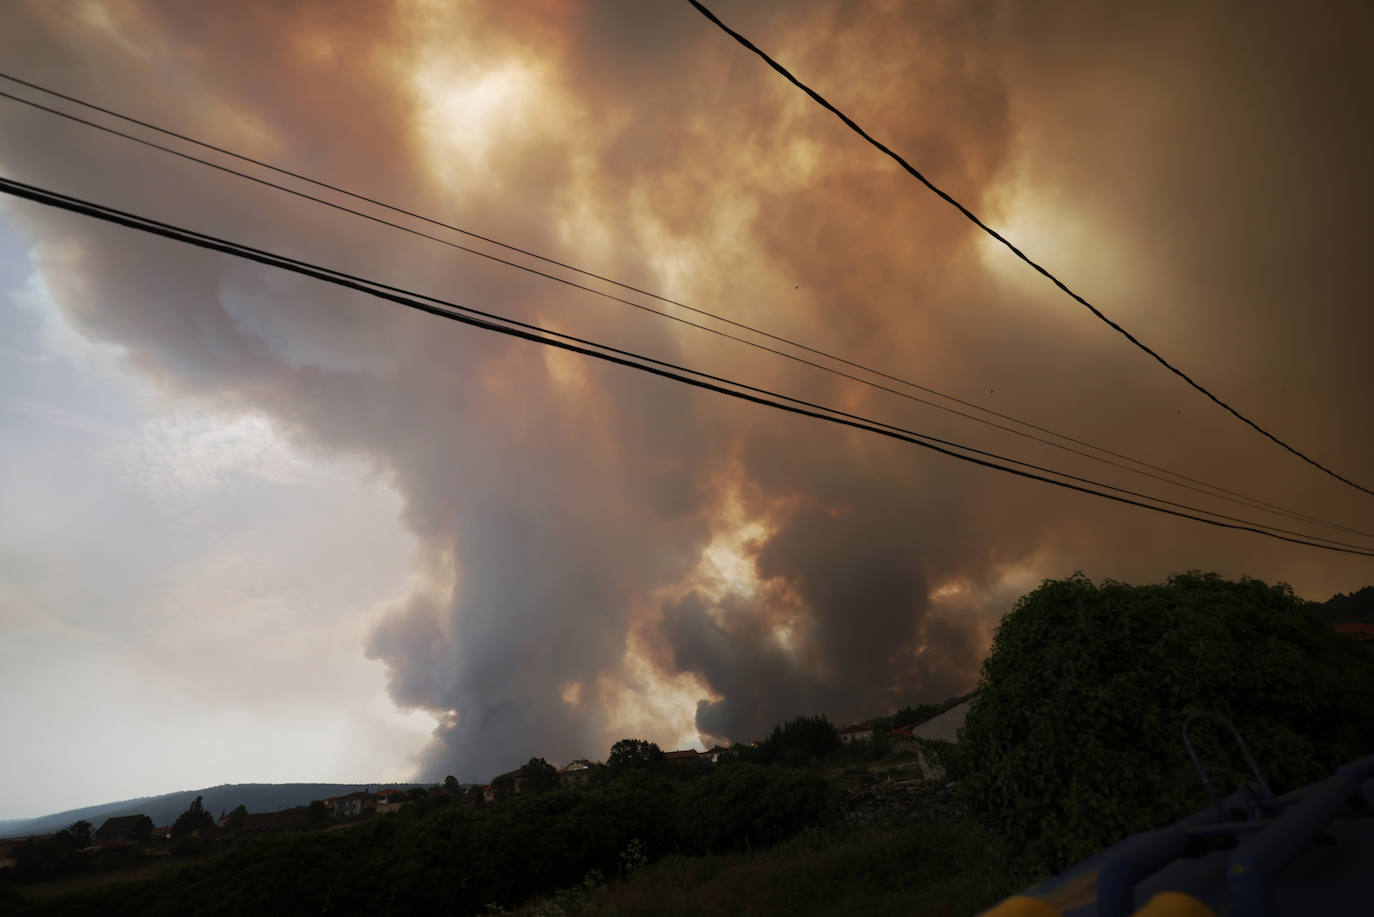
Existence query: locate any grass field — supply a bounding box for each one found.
[510,816,1043,917]
[14,857,188,900]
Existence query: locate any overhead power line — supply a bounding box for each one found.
[2,173,1370,558]
[0,76,1364,541]
[688,0,1374,500]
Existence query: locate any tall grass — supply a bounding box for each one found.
[512,817,1040,917]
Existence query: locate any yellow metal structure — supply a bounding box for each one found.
[978,896,1063,917]
[1132,891,1217,916]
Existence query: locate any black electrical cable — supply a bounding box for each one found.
[3,174,1369,557]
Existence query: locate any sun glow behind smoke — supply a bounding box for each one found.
[596,480,789,753]
[410,57,541,185]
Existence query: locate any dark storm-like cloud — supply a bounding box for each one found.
[3,0,1371,787]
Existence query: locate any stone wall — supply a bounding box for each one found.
[840,778,963,829]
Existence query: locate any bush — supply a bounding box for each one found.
[676,765,836,854]
[955,571,1374,876]
[913,738,965,782]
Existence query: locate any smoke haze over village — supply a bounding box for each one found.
[2,0,1371,819]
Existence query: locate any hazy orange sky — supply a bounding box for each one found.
[2,0,1371,819]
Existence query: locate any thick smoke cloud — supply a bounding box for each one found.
[3,0,1371,784]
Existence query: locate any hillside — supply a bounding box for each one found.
[0,784,428,839]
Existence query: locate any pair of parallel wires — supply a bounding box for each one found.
[0,26,1368,558]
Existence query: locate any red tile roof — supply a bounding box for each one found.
[664,749,700,760]
[839,724,871,735]
[1335,622,1374,641]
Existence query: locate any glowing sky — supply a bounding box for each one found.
[2,0,1371,819]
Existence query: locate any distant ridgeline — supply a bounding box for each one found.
[0,784,432,839]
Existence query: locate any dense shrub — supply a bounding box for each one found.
[676,764,836,854]
[955,571,1374,876]
[913,737,964,781]
[753,715,842,766]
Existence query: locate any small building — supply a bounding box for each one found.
[701,745,731,764]
[664,749,701,765]
[483,770,523,802]
[324,792,375,819]
[559,759,596,787]
[839,724,873,744]
[1335,622,1374,642]
[910,696,976,780]
[374,790,406,815]
[93,815,147,848]
[240,809,307,834]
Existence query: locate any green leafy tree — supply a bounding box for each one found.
[676,764,835,853]
[519,758,559,794]
[955,572,1374,878]
[492,774,516,802]
[466,783,487,809]
[172,795,214,838]
[1316,585,1374,625]
[607,739,665,774]
[225,805,247,832]
[444,775,461,795]
[61,820,93,849]
[307,800,329,826]
[761,714,841,765]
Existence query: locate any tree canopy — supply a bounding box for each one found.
[745,715,841,767]
[954,571,1374,877]
[519,758,559,794]
[1315,584,1374,625]
[172,796,214,839]
[607,738,665,773]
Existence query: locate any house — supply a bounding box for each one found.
[665,749,701,765]
[839,724,873,744]
[483,769,524,802]
[240,809,307,834]
[93,815,147,848]
[889,724,915,746]
[374,790,406,815]
[910,696,977,780]
[324,792,375,819]
[559,759,595,787]
[1335,622,1374,642]
[701,745,731,764]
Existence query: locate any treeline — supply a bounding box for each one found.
[1314,584,1374,625]
[7,764,833,916]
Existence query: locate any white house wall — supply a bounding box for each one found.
[911,698,972,780]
